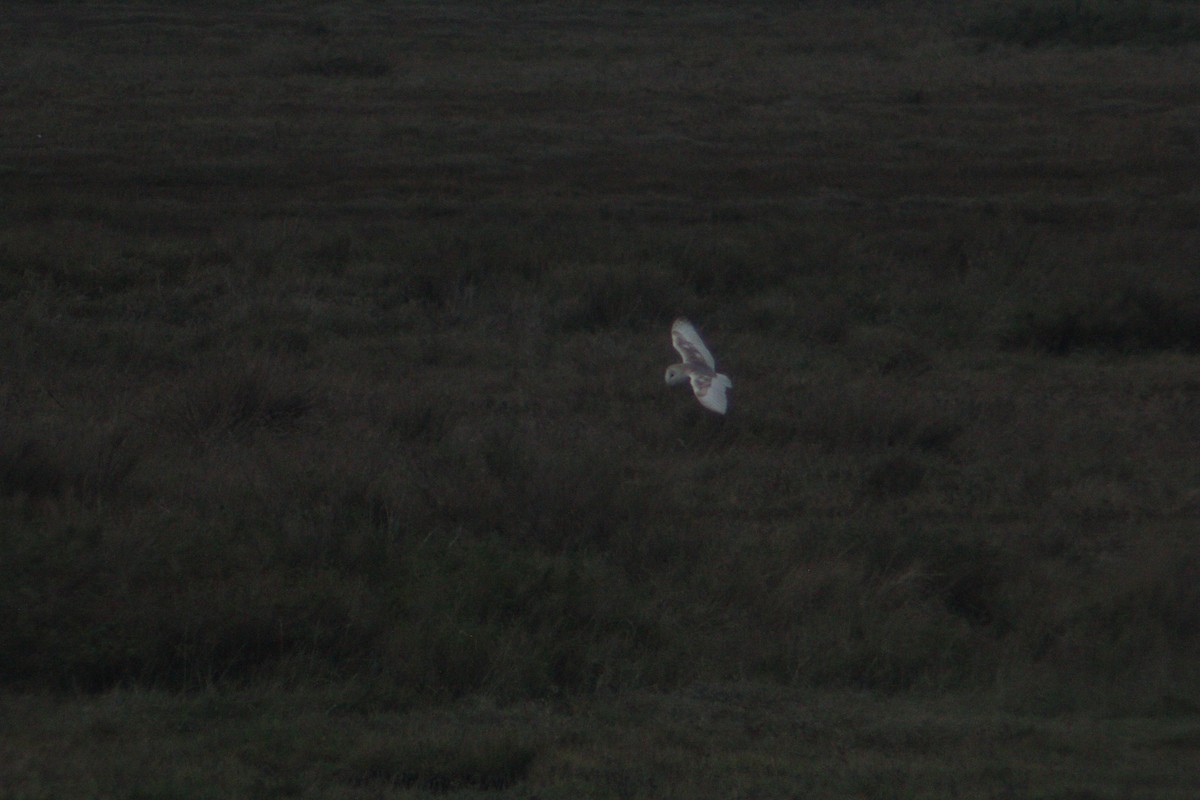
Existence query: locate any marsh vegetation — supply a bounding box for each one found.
[2,0,1198,795]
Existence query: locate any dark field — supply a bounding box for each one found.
[3,0,1200,796]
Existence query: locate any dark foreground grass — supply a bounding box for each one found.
[2,0,1200,793]
[3,684,1198,800]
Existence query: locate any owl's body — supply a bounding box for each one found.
[665,318,732,415]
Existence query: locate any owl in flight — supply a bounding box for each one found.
[665,318,732,414]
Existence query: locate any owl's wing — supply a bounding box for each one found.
[690,372,730,415]
[671,318,716,369]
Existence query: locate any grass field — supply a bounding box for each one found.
[2,0,1199,796]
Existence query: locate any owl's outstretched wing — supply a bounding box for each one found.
[690,372,731,415]
[671,318,716,369]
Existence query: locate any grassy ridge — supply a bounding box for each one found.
[2,0,1199,725]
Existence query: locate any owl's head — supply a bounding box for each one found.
[664,365,689,386]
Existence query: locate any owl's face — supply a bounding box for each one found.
[664,365,689,385]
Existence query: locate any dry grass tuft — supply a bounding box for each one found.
[342,734,536,791]
[165,360,315,442]
[0,420,139,506]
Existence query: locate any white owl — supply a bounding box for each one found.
[664,318,732,414]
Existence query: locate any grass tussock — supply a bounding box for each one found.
[164,358,316,442]
[296,53,391,79]
[0,420,139,506]
[342,733,536,791]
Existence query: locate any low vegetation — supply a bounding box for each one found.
[970,0,1200,47]
[2,0,1198,795]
